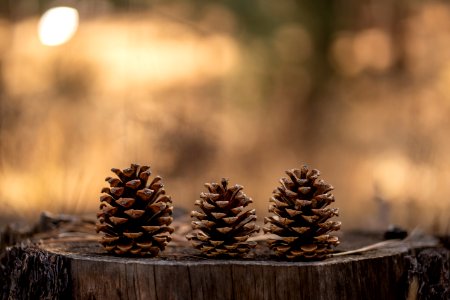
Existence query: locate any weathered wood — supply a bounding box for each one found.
[406,247,450,299]
[1,244,70,300]
[1,232,448,300]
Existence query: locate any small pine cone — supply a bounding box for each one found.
[96,163,174,256]
[186,178,260,258]
[263,165,341,260]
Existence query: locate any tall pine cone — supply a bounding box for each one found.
[186,178,260,257]
[96,163,174,256]
[263,165,341,260]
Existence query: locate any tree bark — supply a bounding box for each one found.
[1,231,448,300]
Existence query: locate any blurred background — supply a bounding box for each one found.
[0,0,449,234]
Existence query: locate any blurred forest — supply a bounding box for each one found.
[0,0,449,234]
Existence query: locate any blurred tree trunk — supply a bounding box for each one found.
[297,0,412,157]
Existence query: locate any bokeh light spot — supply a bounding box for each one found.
[38,7,79,46]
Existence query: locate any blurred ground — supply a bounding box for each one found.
[0,0,449,234]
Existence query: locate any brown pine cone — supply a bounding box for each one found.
[263,165,341,260]
[96,163,174,256]
[186,178,260,257]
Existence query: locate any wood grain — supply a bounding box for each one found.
[1,232,448,300]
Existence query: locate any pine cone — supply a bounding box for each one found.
[96,163,174,256]
[263,165,341,260]
[186,178,260,257]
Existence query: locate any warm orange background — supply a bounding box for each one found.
[0,1,449,234]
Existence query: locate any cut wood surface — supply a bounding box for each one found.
[1,231,449,300]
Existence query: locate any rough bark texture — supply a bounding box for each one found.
[406,248,450,299]
[1,232,448,300]
[1,244,70,300]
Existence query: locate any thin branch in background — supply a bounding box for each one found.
[334,228,438,257]
[248,228,439,258]
[332,240,402,257]
[373,183,391,230]
[153,8,210,36]
[71,172,93,216]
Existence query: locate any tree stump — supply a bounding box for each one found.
[1,231,449,300]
